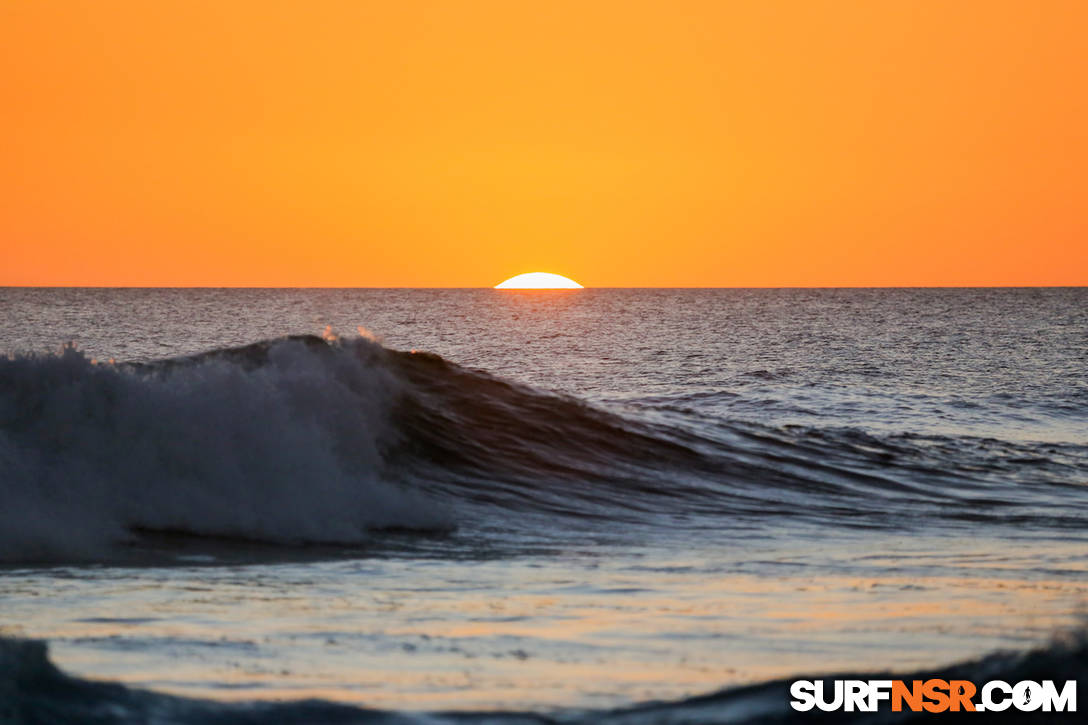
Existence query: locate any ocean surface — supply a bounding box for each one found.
[1,287,1086,722]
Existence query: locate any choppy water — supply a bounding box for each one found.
[1,288,1086,720]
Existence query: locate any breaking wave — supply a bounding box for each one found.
[0,336,443,561]
[2,335,1086,562]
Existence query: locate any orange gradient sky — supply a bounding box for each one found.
[2,1,1086,287]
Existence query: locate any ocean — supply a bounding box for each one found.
[1,287,1086,722]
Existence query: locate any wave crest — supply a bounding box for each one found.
[3,334,1087,562]
[0,336,444,561]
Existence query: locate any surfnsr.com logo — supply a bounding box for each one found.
[790,679,1076,713]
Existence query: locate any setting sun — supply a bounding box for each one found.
[494,273,584,289]
[3,1,1085,287]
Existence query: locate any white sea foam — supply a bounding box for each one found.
[0,337,445,561]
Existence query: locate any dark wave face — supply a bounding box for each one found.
[2,333,1087,562]
[3,634,1086,724]
[392,340,1088,527]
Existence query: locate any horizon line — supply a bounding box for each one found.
[2,284,1086,290]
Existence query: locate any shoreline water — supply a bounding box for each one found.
[3,633,1085,723]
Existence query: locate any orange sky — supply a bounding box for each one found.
[2,1,1086,286]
